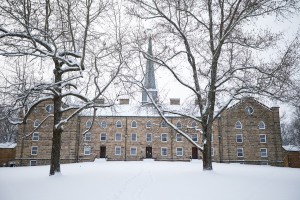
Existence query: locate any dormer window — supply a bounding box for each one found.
[235,121,242,129]
[131,120,137,128]
[116,120,122,128]
[86,120,92,129]
[258,121,265,129]
[33,120,41,128]
[146,121,152,128]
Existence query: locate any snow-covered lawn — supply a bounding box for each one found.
[1,159,299,200]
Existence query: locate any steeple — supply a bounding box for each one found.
[142,37,158,104]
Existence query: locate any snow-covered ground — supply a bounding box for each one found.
[0,159,299,200]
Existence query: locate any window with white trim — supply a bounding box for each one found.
[84,132,92,141]
[116,121,122,128]
[86,120,92,129]
[100,133,107,141]
[146,133,152,142]
[146,121,152,128]
[161,133,167,142]
[176,147,183,156]
[30,160,37,166]
[131,133,137,141]
[237,148,244,157]
[176,133,182,142]
[45,104,54,113]
[235,121,242,129]
[32,132,39,141]
[259,134,267,143]
[176,121,182,129]
[161,121,167,128]
[258,121,266,129]
[260,148,268,157]
[161,147,167,156]
[115,146,121,155]
[84,146,91,155]
[31,146,38,155]
[131,120,137,128]
[115,133,122,141]
[245,106,254,115]
[191,121,197,128]
[130,147,137,156]
[236,134,243,143]
[33,120,41,128]
[211,147,214,157]
[100,121,107,128]
[191,134,198,142]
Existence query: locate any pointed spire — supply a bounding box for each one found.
[142,37,158,104]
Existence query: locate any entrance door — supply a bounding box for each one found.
[192,147,198,159]
[100,146,106,158]
[146,147,152,158]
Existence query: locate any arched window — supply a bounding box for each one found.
[33,120,41,128]
[86,120,92,129]
[84,132,92,141]
[131,120,137,128]
[100,121,107,128]
[161,121,167,128]
[235,121,242,129]
[116,120,122,128]
[258,121,265,129]
[176,121,182,129]
[191,121,197,128]
[146,121,152,128]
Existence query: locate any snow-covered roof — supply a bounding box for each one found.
[226,97,272,111]
[0,143,17,149]
[283,145,300,152]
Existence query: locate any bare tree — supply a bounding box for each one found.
[128,0,300,170]
[0,0,127,175]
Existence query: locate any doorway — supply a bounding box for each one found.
[192,147,198,159]
[100,146,106,158]
[146,147,152,158]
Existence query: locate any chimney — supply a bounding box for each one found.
[119,98,130,105]
[170,98,180,105]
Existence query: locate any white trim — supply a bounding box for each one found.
[161,133,168,142]
[235,121,242,129]
[130,147,137,156]
[146,121,152,128]
[86,120,92,129]
[33,120,40,128]
[131,120,137,128]
[45,104,54,113]
[258,121,266,130]
[116,120,122,128]
[31,146,38,155]
[161,121,167,128]
[176,133,183,142]
[176,121,182,129]
[84,132,92,141]
[245,106,254,115]
[191,134,198,142]
[237,148,244,157]
[30,160,37,166]
[100,133,107,141]
[100,121,107,128]
[115,146,121,155]
[161,147,167,156]
[259,134,267,143]
[260,148,268,157]
[115,133,122,141]
[84,146,91,155]
[32,132,39,141]
[211,147,214,157]
[236,134,243,143]
[176,147,183,156]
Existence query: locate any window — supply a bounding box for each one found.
[131,133,137,141]
[146,133,152,142]
[31,146,38,155]
[100,133,107,141]
[33,120,41,128]
[131,120,137,128]
[259,134,267,143]
[191,134,198,142]
[30,160,37,166]
[235,121,242,129]
[146,121,152,128]
[115,133,122,141]
[161,121,167,128]
[211,148,214,157]
[260,148,268,157]
[45,104,54,113]
[161,133,167,142]
[236,134,243,143]
[237,148,244,157]
[86,120,92,129]
[115,146,121,155]
[100,121,107,128]
[258,121,266,130]
[176,134,183,142]
[130,147,137,156]
[84,146,91,155]
[161,147,167,156]
[116,121,122,128]
[176,147,183,156]
[84,132,91,141]
[176,121,182,129]
[32,132,39,141]
[191,121,197,128]
[245,106,254,115]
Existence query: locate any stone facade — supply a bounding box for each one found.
[15,97,284,167]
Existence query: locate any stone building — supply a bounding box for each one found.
[14,39,284,167]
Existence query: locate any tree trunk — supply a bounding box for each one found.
[50,125,62,175]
